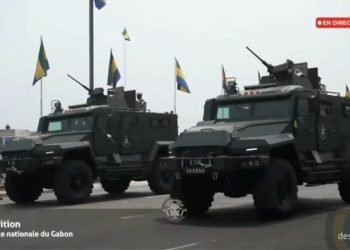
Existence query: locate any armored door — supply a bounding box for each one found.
[317,100,338,152]
[92,111,118,156]
[119,113,139,154]
[293,96,317,152]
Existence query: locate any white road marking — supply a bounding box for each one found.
[94,181,148,189]
[88,187,150,196]
[129,181,148,186]
[145,194,169,199]
[164,243,198,250]
[120,215,143,219]
[127,187,150,192]
[165,240,217,250]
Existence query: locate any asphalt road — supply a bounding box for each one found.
[0,182,349,250]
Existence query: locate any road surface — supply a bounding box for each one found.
[0,182,349,249]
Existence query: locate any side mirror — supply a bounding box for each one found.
[37,117,46,133]
[203,99,214,121]
[308,98,319,112]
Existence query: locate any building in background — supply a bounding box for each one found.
[0,124,36,149]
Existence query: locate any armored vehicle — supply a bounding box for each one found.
[0,75,178,205]
[162,47,350,219]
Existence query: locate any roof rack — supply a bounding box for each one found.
[301,89,340,96]
[244,83,277,90]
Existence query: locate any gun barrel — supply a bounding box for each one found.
[246,46,272,70]
[67,74,91,93]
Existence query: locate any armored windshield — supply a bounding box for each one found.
[41,115,93,133]
[214,97,292,122]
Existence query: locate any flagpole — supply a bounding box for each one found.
[221,65,223,95]
[221,65,223,117]
[124,38,126,90]
[40,79,43,117]
[89,0,94,90]
[174,57,177,114]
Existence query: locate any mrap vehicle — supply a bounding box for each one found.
[0,76,178,205]
[162,47,350,219]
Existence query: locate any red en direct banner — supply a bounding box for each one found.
[316,17,350,28]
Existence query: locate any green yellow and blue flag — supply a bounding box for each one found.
[94,0,106,10]
[122,27,130,41]
[175,58,190,94]
[346,84,350,98]
[33,37,50,86]
[107,50,121,88]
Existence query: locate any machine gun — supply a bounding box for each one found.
[245,46,323,90]
[246,46,274,74]
[51,75,137,112]
[67,75,107,108]
[67,74,137,110]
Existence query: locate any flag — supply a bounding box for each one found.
[175,58,190,93]
[346,84,350,98]
[33,38,50,86]
[122,27,130,41]
[222,65,227,89]
[94,0,106,10]
[107,50,121,88]
[258,70,261,84]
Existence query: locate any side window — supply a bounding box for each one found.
[150,117,162,128]
[217,107,229,119]
[297,99,309,116]
[163,118,171,127]
[48,121,62,132]
[320,101,332,117]
[344,105,350,116]
[123,116,138,129]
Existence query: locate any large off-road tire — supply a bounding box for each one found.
[338,163,350,203]
[170,176,215,216]
[5,173,43,204]
[253,158,298,219]
[100,177,131,194]
[53,160,94,205]
[148,159,172,195]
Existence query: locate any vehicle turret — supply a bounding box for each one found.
[246,46,325,91]
[51,75,137,113]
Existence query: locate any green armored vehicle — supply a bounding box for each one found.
[162,47,350,219]
[0,76,177,205]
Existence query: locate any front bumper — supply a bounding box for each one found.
[161,155,270,175]
[0,156,63,175]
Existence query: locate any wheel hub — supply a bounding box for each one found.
[276,183,287,205]
[161,171,171,184]
[70,176,85,193]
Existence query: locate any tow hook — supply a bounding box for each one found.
[175,172,181,180]
[213,172,218,180]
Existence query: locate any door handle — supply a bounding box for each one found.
[308,130,314,132]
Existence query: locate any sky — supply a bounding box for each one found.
[0,0,349,132]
